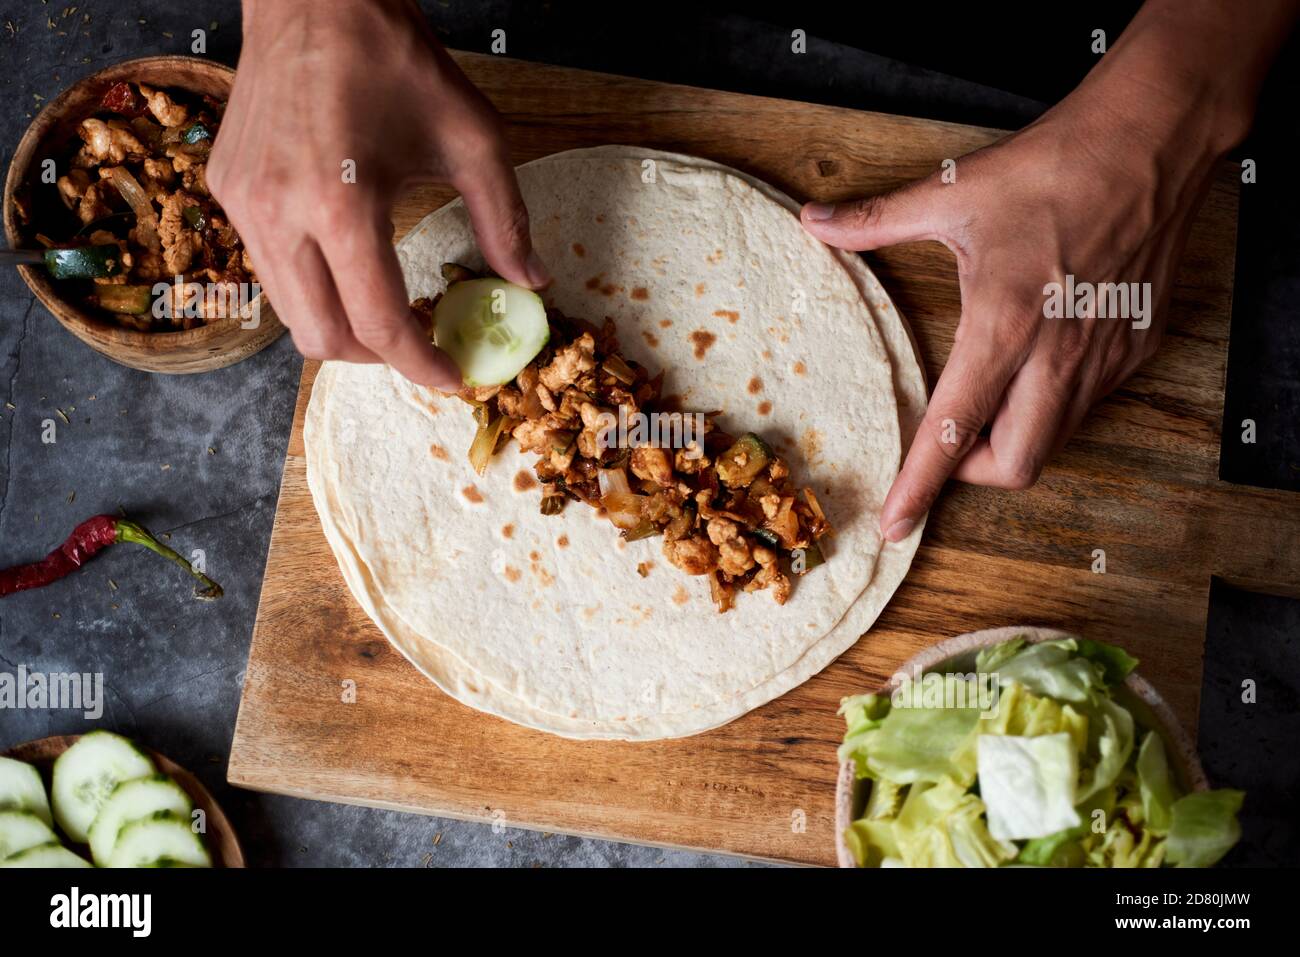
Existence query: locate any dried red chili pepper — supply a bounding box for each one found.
[0,514,222,600]
[99,81,148,118]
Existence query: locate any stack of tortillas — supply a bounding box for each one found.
[305,147,926,739]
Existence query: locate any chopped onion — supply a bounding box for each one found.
[597,467,630,499]
[601,491,645,531]
[102,166,159,250]
[467,415,509,476]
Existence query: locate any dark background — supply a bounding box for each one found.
[0,1,1295,866]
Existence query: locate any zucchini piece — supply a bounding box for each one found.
[0,842,91,868]
[51,731,156,844]
[715,432,772,488]
[44,244,124,280]
[181,122,212,144]
[88,774,194,867]
[795,540,825,574]
[0,810,58,861]
[622,518,661,542]
[107,811,211,868]
[434,278,550,387]
[89,285,154,315]
[0,756,52,827]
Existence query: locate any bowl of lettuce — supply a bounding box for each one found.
[835,626,1244,868]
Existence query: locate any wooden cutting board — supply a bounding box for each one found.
[228,52,1300,866]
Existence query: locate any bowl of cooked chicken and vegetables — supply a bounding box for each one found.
[3,56,284,373]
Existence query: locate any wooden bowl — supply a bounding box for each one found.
[4,734,244,868]
[2,55,284,374]
[833,625,1208,868]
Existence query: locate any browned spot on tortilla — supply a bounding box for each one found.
[529,550,540,562]
[694,282,706,297]
[557,535,570,548]
[706,248,723,264]
[793,360,807,376]
[713,309,739,324]
[690,330,717,360]
[595,214,605,223]
[642,331,659,348]
[585,273,603,290]
[513,470,538,493]
[672,585,690,606]
[531,563,555,587]
[572,242,586,257]
[761,349,772,361]
[504,565,522,583]
[583,605,599,620]
[429,443,450,461]
[631,286,649,300]
[600,282,622,297]
[758,400,773,416]
[501,524,514,539]
[462,485,484,504]
[747,376,763,395]
[637,561,654,577]
[616,539,627,551]
[659,318,673,328]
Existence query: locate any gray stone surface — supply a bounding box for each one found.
[1,2,1295,867]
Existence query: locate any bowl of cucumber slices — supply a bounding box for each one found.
[0,730,242,868]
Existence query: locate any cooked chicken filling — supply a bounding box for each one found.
[412,280,833,613]
[36,81,255,331]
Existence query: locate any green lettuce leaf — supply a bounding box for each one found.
[1076,638,1140,687]
[976,636,1027,675]
[991,639,1103,704]
[1136,731,1177,834]
[1017,826,1085,867]
[843,818,900,868]
[977,733,1082,840]
[1076,695,1135,801]
[1166,790,1245,868]
[848,678,983,786]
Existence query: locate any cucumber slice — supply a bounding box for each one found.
[52,731,155,844]
[107,811,211,868]
[89,774,194,866]
[434,278,549,387]
[0,810,59,861]
[0,756,52,827]
[0,842,91,868]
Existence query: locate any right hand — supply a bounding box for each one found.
[208,0,550,389]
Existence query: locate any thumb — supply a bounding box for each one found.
[455,159,552,290]
[800,180,940,252]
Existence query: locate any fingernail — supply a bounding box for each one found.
[883,517,915,542]
[525,250,552,289]
[803,202,835,221]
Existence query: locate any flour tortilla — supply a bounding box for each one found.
[306,147,926,739]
